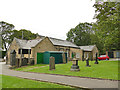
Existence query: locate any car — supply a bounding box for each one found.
[97,55,109,60]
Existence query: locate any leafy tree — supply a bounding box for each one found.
[0,21,14,51]
[66,2,120,54]
[90,23,105,54]
[93,2,120,51]
[66,22,92,46]
[10,29,38,42]
[0,21,38,51]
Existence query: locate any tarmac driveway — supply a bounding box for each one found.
[0,62,119,89]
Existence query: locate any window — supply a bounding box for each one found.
[100,55,106,57]
[18,49,31,54]
[76,53,80,58]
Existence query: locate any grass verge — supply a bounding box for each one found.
[15,61,119,80]
[1,75,74,88]
[15,64,48,71]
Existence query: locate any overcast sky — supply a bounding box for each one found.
[1,0,96,40]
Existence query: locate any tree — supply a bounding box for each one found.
[66,2,120,54]
[0,21,14,51]
[93,2,120,51]
[90,23,105,54]
[10,29,38,42]
[0,21,38,51]
[66,22,92,46]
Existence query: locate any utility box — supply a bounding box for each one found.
[43,51,67,64]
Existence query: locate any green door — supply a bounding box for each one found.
[37,53,43,64]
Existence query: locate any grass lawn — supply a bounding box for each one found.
[15,61,119,80]
[15,64,48,71]
[0,75,2,89]
[0,75,74,89]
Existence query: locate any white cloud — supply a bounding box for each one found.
[0,0,96,40]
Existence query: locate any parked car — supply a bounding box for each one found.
[97,55,109,60]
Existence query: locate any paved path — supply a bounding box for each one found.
[0,62,119,89]
[0,58,3,62]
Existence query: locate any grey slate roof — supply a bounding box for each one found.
[49,37,79,48]
[23,39,43,49]
[15,38,27,48]
[79,45,96,51]
[14,37,78,49]
[15,38,43,49]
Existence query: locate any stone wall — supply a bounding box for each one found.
[113,51,116,58]
[7,39,20,64]
[54,46,82,60]
[70,48,83,60]
[33,37,57,64]
[23,53,33,58]
[54,46,70,57]
[92,46,99,60]
[83,51,91,60]
[82,46,99,61]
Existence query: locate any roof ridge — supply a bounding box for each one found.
[27,38,43,41]
[49,37,65,41]
[15,37,28,41]
[14,37,43,42]
[49,37,77,45]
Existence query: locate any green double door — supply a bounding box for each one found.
[37,53,43,64]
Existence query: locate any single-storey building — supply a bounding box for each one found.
[6,35,99,65]
[6,36,82,65]
[106,49,120,58]
[79,45,99,60]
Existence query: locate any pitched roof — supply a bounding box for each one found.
[14,36,78,49]
[15,38,43,49]
[23,39,43,49]
[15,38,27,48]
[49,37,79,48]
[79,45,96,51]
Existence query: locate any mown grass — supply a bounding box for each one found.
[15,61,119,80]
[0,75,2,90]
[15,64,48,71]
[1,75,74,88]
